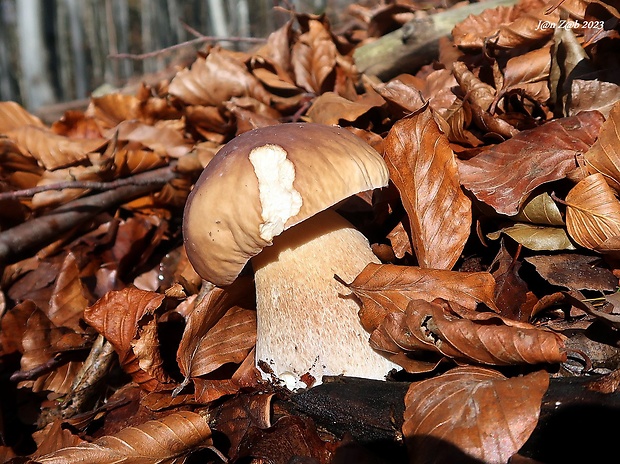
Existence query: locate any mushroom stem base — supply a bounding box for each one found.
[251,209,398,389]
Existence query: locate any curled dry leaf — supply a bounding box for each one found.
[565,172,620,249]
[458,111,604,215]
[84,288,173,391]
[371,299,566,367]
[383,106,472,270]
[291,19,338,94]
[513,192,565,226]
[0,101,46,132]
[343,262,497,333]
[306,91,384,125]
[452,61,496,112]
[169,48,271,107]
[6,126,107,171]
[487,223,577,251]
[35,411,212,464]
[179,306,256,380]
[368,75,426,118]
[452,5,518,49]
[403,367,549,464]
[584,101,620,192]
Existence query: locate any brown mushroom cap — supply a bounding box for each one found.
[183,122,389,286]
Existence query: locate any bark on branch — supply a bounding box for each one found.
[353,0,519,81]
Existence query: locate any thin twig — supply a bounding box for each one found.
[109,35,266,61]
[0,174,169,201]
[10,354,65,382]
[179,19,207,39]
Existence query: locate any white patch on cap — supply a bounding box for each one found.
[249,144,303,242]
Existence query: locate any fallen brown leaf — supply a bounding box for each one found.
[403,367,549,464]
[584,101,620,192]
[35,411,213,464]
[383,106,472,269]
[343,262,497,333]
[565,172,620,249]
[458,111,604,215]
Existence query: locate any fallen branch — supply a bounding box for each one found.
[353,0,519,81]
[0,173,173,201]
[284,373,620,462]
[0,163,177,266]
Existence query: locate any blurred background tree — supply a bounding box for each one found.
[0,0,359,119]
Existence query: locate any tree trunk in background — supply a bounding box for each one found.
[16,0,55,110]
[1,0,358,111]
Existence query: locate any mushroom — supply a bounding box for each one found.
[183,122,398,389]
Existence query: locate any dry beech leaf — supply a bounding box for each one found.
[87,94,148,130]
[452,5,518,49]
[569,79,620,118]
[31,165,104,210]
[584,101,620,192]
[0,300,37,355]
[344,262,497,333]
[169,49,270,107]
[372,299,566,367]
[565,173,620,249]
[84,288,173,391]
[32,420,86,459]
[525,253,618,291]
[458,111,604,215]
[237,415,332,464]
[403,367,549,464]
[499,46,551,103]
[493,2,560,49]
[35,411,212,464]
[177,277,255,382]
[369,75,426,118]
[291,19,337,94]
[6,126,107,170]
[47,252,91,332]
[306,91,383,125]
[383,106,472,270]
[487,223,576,251]
[210,392,273,461]
[452,61,496,112]
[18,309,85,394]
[179,306,256,380]
[0,101,46,132]
[513,192,564,226]
[110,120,191,158]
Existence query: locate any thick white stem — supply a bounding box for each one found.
[252,209,398,389]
